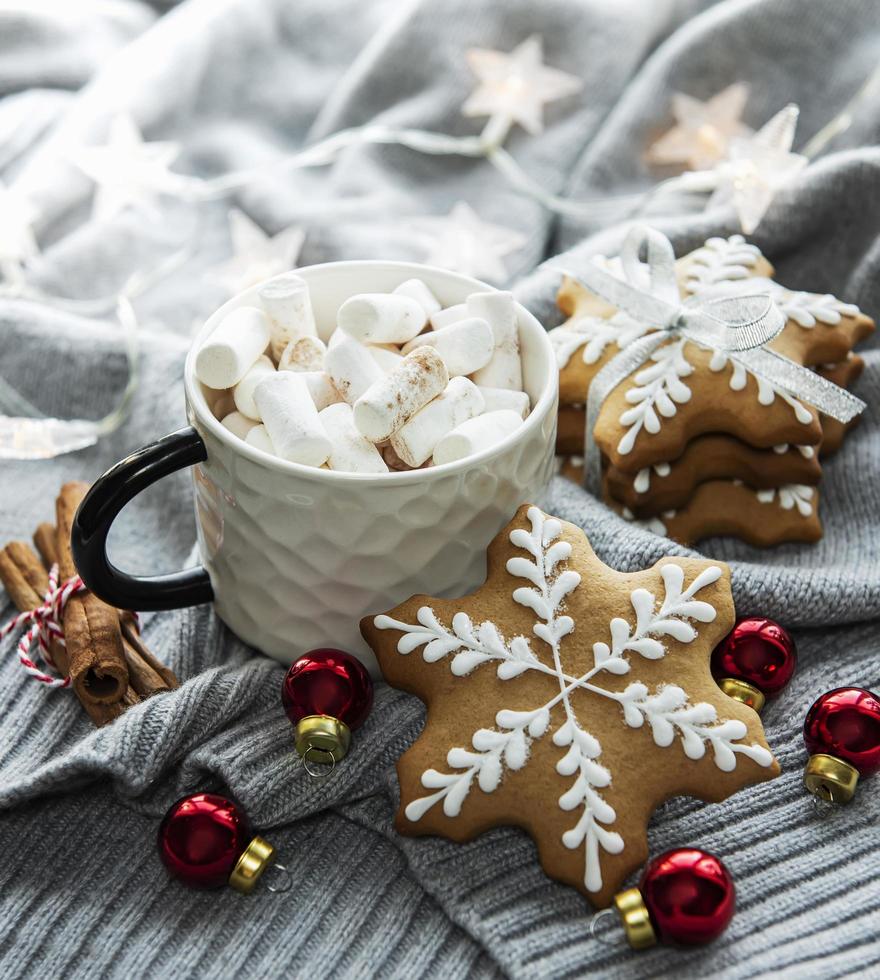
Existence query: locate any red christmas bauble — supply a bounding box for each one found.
[158,793,250,889]
[640,848,735,946]
[803,687,880,777]
[281,648,373,730]
[711,617,797,698]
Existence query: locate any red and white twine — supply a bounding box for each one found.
[0,565,85,688]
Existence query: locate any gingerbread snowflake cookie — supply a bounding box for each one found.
[362,505,779,907]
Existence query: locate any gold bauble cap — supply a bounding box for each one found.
[295,714,352,765]
[719,677,766,713]
[228,836,276,895]
[613,887,657,950]
[804,753,859,804]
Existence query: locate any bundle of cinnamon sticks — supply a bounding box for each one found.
[0,482,179,726]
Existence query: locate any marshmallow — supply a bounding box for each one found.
[258,273,317,361]
[195,306,270,389]
[433,409,523,466]
[390,377,484,467]
[337,293,426,344]
[319,403,389,474]
[353,347,449,443]
[245,424,276,455]
[221,411,259,440]
[325,334,385,404]
[393,278,441,317]
[253,372,332,467]
[477,385,531,419]
[430,303,468,330]
[402,317,493,377]
[368,345,405,373]
[279,335,327,373]
[468,291,522,391]
[299,371,343,411]
[233,355,275,420]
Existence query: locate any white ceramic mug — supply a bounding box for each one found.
[72,261,558,674]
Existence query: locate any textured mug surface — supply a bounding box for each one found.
[186,261,558,674]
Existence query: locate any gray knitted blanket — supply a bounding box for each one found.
[1,1,878,977]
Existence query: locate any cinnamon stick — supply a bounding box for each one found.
[0,541,70,676]
[120,615,179,689]
[33,522,58,568]
[37,521,178,695]
[55,482,129,705]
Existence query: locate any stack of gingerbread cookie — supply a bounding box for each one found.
[552,235,874,547]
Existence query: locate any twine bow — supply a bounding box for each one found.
[556,226,866,493]
[0,565,84,687]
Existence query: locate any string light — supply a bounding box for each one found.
[72,114,185,222]
[463,35,583,147]
[209,209,306,295]
[408,201,528,282]
[646,82,752,171]
[672,105,807,234]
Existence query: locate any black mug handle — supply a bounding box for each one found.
[71,426,215,611]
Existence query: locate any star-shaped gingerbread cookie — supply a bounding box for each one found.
[362,505,779,908]
[553,235,874,472]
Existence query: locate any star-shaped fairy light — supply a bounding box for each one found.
[410,201,527,283]
[363,506,778,907]
[73,114,184,222]
[646,82,752,171]
[208,208,305,294]
[463,35,582,140]
[678,104,808,234]
[0,180,38,282]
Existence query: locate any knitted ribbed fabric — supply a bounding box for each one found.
[1,1,879,977]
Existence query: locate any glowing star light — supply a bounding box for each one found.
[209,208,305,294]
[679,105,808,234]
[0,180,38,283]
[410,201,527,283]
[73,115,183,222]
[647,83,752,171]
[463,35,582,139]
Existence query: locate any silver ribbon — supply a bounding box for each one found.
[555,226,866,493]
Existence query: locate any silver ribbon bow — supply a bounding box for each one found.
[555,226,866,494]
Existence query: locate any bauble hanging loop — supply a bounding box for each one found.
[710,617,797,712]
[158,792,289,894]
[802,687,880,805]
[593,848,735,950]
[282,648,374,774]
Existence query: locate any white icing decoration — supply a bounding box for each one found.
[633,461,671,494]
[772,289,859,328]
[756,483,814,517]
[617,339,693,454]
[689,262,860,330]
[708,349,813,424]
[633,468,650,494]
[549,311,653,369]
[773,444,814,459]
[374,507,772,893]
[684,235,763,294]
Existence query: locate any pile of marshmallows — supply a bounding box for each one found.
[195,273,531,474]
